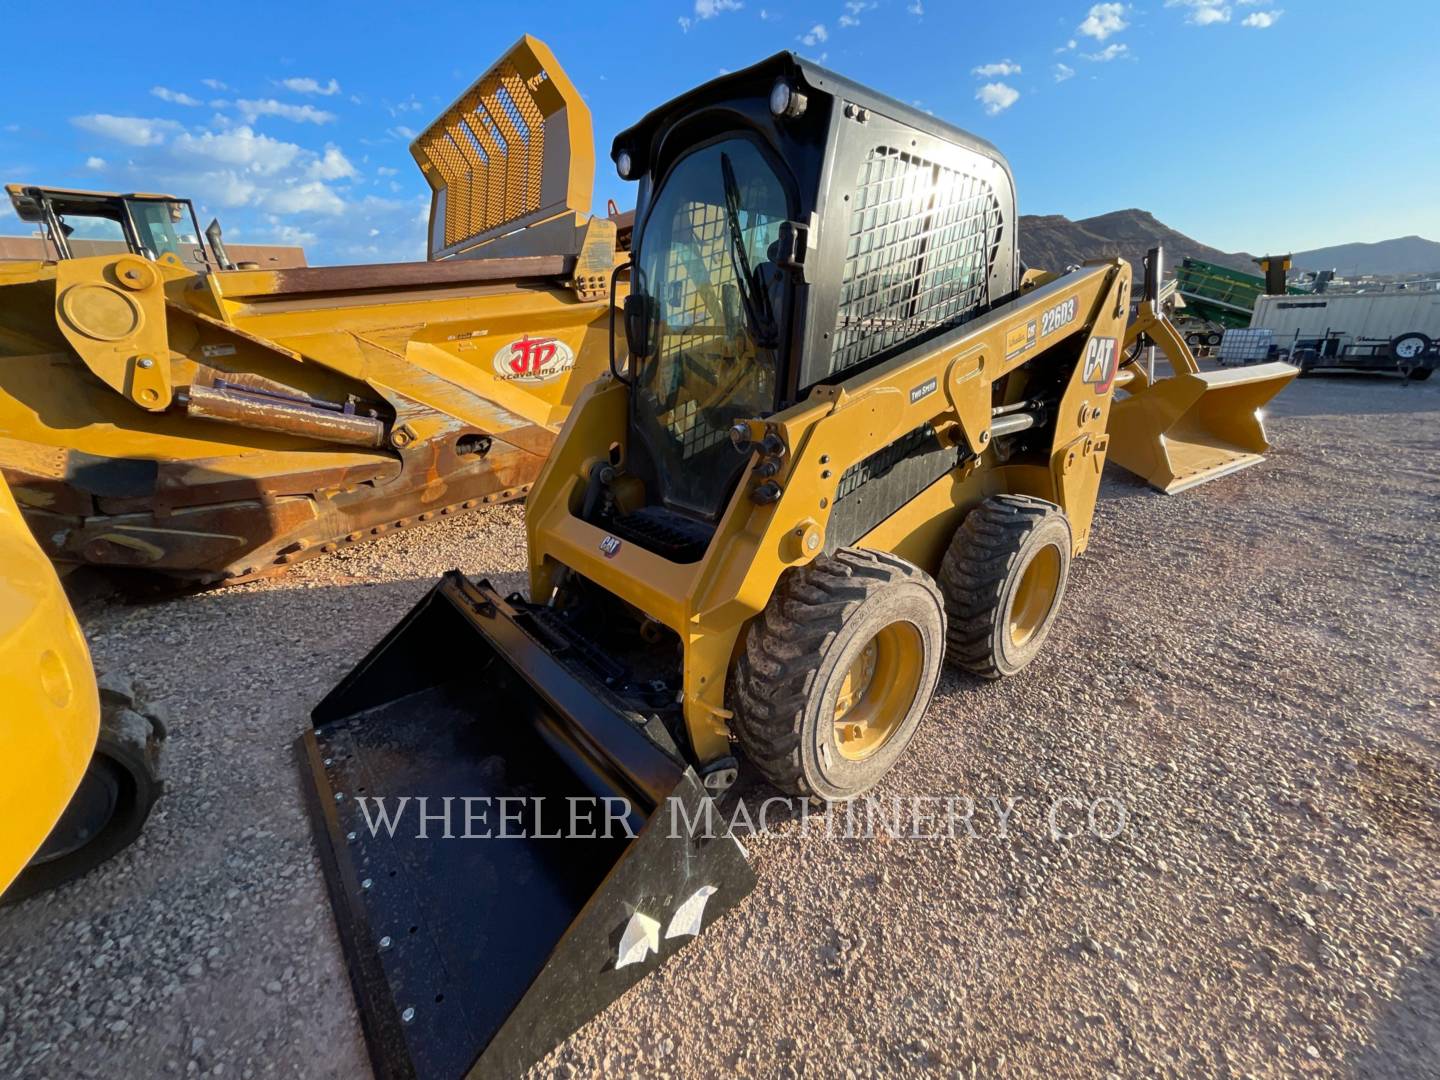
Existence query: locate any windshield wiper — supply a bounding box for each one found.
[719,153,778,349]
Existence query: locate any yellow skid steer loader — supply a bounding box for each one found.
[0,36,624,585]
[298,53,1295,1077]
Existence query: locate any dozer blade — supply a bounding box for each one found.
[1107,362,1297,494]
[298,573,754,1080]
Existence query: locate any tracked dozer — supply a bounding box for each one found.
[300,52,1296,1077]
[0,36,626,584]
[0,473,164,903]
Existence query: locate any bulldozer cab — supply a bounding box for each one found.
[6,184,223,268]
[614,52,1016,524]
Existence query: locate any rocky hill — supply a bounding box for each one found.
[1017,208,1254,276]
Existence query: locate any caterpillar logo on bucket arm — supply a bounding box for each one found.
[299,50,1296,1078]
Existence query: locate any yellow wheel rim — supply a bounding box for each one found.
[832,622,924,761]
[1008,545,1062,648]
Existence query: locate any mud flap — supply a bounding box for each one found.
[298,573,754,1080]
[1107,362,1297,493]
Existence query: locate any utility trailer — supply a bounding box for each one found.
[1250,290,1439,380]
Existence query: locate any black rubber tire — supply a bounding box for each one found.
[1408,366,1433,382]
[939,495,1072,680]
[1185,332,1202,348]
[1390,332,1431,363]
[730,548,945,801]
[1206,331,1223,347]
[3,683,164,904]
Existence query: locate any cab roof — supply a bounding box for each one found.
[6,184,184,222]
[611,50,1005,170]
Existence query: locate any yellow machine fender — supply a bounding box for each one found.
[0,477,99,897]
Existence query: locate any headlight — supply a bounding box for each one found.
[769,80,792,116]
[770,78,807,118]
[616,151,633,180]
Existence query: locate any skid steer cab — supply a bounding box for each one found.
[300,50,1293,1079]
[7,184,241,270]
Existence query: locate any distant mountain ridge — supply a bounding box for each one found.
[1289,236,1440,275]
[1017,209,1254,277]
[1017,209,1440,279]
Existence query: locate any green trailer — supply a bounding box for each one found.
[1174,257,1305,329]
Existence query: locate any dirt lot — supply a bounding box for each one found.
[1,372,1436,1079]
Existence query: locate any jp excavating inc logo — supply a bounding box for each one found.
[493,335,576,383]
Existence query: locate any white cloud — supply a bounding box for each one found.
[1054,63,1076,82]
[280,76,341,96]
[67,116,421,262]
[799,23,828,45]
[1084,43,1130,61]
[681,0,742,28]
[264,181,347,216]
[1242,9,1281,27]
[261,218,319,247]
[386,96,423,117]
[387,126,418,141]
[306,145,357,181]
[1055,39,1077,52]
[976,82,1020,116]
[151,86,201,106]
[1167,0,1231,24]
[759,8,777,18]
[71,114,182,147]
[1078,2,1127,40]
[85,156,107,171]
[196,170,259,207]
[173,126,303,175]
[201,78,228,91]
[235,99,336,125]
[907,0,923,13]
[839,0,871,26]
[972,60,1021,77]
[839,14,859,26]
[375,166,399,177]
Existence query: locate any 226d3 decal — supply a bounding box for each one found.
[1041,296,1078,337]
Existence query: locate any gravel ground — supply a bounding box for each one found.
[0,372,1436,1079]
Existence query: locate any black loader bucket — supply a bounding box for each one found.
[298,573,754,1080]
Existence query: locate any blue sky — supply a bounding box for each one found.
[1,1,1434,264]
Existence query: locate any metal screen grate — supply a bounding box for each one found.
[414,57,548,250]
[832,146,1004,376]
[655,202,735,459]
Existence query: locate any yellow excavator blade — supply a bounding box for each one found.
[1108,361,1297,493]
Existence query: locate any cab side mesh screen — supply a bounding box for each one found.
[832,146,1004,376]
[657,202,731,459]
